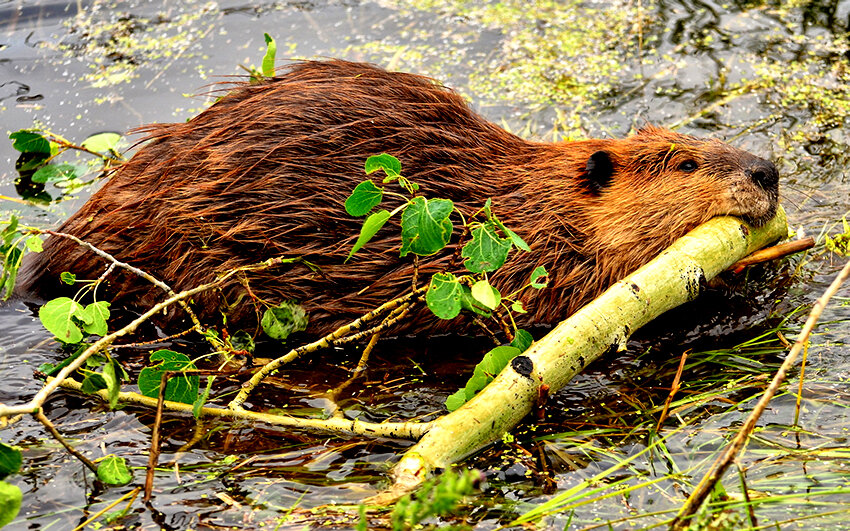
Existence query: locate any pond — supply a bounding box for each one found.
[1,0,849,529]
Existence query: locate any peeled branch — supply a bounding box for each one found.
[368,207,789,505]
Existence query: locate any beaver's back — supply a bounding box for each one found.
[17,60,563,333]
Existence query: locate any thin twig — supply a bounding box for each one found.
[35,409,98,473]
[327,332,382,418]
[730,237,815,273]
[229,287,426,410]
[672,258,850,528]
[52,376,431,440]
[656,350,688,432]
[71,487,140,531]
[42,229,204,331]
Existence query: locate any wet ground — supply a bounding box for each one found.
[1,0,849,529]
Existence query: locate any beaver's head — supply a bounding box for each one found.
[581,125,779,229]
[573,125,780,284]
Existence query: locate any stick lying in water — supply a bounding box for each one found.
[369,207,789,506]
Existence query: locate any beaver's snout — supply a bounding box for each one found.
[746,159,779,191]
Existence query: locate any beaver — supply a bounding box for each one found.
[17,59,779,337]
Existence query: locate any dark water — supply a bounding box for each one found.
[1,0,849,529]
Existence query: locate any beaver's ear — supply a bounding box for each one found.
[584,151,614,193]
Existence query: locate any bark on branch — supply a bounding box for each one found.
[369,208,789,504]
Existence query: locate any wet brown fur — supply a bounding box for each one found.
[18,60,779,335]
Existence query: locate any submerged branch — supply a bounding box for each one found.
[54,376,430,440]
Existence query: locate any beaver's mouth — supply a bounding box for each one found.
[741,201,779,227]
[723,179,779,227]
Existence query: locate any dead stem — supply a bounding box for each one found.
[35,409,98,473]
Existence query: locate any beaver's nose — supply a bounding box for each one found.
[746,160,779,190]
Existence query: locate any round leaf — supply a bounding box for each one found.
[96,455,133,486]
[400,197,454,257]
[39,297,84,344]
[426,273,463,320]
[31,163,80,184]
[470,280,501,310]
[81,132,122,154]
[462,222,511,273]
[9,130,50,154]
[0,443,22,479]
[24,235,43,252]
[364,153,401,178]
[76,301,110,336]
[345,180,384,217]
[137,350,199,404]
[261,302,308,340]
[0,481,22,528]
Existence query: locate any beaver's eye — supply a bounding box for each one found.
[679,160,698,173]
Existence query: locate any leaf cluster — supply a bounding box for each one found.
[824,216,850,256]
[8,128,123,203]
[0,216,43,299]
[345,154,548,330]
[389,468,480,530]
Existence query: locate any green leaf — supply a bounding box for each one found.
[96,455,133,486]
[511,329,533,352]
[2,216,19,244]
[0,481,22,528]
[261,302,309,340]
[461,222,511,273]
[345,180,384,217]
[347,209,391,261]
[426,273,463,320]
[261,33,277,77]
[39,297,84,343]
[495,219,531,252]
[24,235,43,252]
[81,373,108,394]
[530,265,549,289]
[31,163,80,184]
[364,153,401,179]
[446,345,521,411]
[400,197,453,257]
[445,390,468,412]
[9,130,50,154]
[0,443,22,479]
[60,272,77,285]
[76,301,110,336]
[102,358,122,409]
[459,284,491,317]
[511,301,527,314]
[37,348,85,378]
[230,330,255,354]
[470,280,501,310]
[81,132,121,155]
[138,350,199,404]
[1,246,22,300]
[193,376,215,419]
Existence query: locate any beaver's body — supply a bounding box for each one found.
[19,60,779,335]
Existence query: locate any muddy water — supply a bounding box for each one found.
[1,0,849,529]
